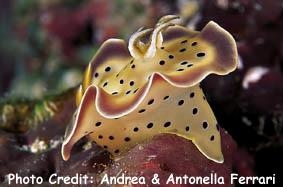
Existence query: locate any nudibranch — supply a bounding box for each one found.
[62,15,238,163]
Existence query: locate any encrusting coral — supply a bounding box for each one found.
[62,15,238,163]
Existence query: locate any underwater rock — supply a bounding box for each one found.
[240,70,283,115]
[103,129,237,187]
[0,131,29,182]
[237,69,283,140]
[233,148,255,177]
[0,148,52,185]
[55,142,111,177]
